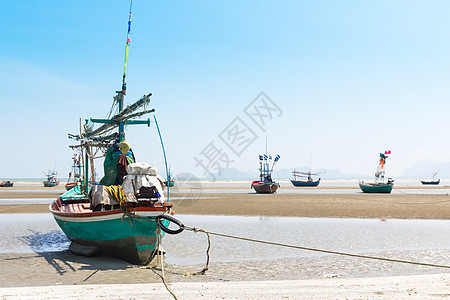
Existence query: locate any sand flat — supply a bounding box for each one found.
[2,188,449,219]
[0,274,448,299]
[0,183,449,299]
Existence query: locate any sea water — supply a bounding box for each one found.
[0,214,448,267]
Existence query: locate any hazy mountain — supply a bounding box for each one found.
[209,167,365,180]
[273,168,364,180]
[401,162,450,178]
[206,167,254,179]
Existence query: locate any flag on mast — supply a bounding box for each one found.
[122,1,133,94]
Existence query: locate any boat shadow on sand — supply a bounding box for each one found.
[13,229,135,276]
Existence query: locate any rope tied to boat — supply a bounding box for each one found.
[125,214,450,270]
[393,187,449,197]
[155,227,178,300]
[181,224,450,270]
[182,225,211,276]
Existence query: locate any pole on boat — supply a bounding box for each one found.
[118,0,133,142]
[84,143,89,193]
[154,115,170,200]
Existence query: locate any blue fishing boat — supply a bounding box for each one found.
[420,172,440,185]
[49,4,183,265]
[290,170,321,187]
[0,180,13,187]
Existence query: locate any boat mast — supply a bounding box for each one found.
[265,129,268,179]
[69,0,156,195]
[118,0,133,142]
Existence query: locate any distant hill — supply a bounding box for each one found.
[206,167,254,179]
[273,168,364,180]
[208,167,365,180]
[401,161,450,178]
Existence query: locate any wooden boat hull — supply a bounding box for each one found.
[251,181,279,194]
[290,179,320,187]
[44,181,59,187]
[359,182,393,193]
[65,182,78,190]
[420,180,440,185]
[50,199,170,265]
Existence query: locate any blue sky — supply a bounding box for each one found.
[1,1,450,179]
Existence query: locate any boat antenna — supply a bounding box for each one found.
[309,153,312,173]
[265,128,268,157]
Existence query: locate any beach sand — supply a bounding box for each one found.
[1,183,449,219]
[0,274,448,299]
[0,183,449,298]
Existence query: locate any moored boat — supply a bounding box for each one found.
[49,5,182,265]
[290,170,321,187]
[65,153,82,191]
[43,170,60,187]
[420,172,440,185]
[359,150,394,193]
[251,154,280,194]
[358,181,394,193]
[420,179,440,185]
[251,181,280,193]
[50,170,174,265]
[164,168,175,187]
[0,180,13,187]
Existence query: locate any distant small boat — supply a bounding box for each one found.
[420,172,440,185]
[65,153,82,191]
[43,170,60,187]
[0,180,13,187]
[290,170,321,187]
[421,179,440,185]
[359,150,394,193]
[251,154,280,194]
[164,168,174,187]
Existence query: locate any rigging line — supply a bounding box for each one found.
[154,115,170,201]
[393,188,448,197]
[183,226,450,270]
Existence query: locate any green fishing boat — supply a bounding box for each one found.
[359,150,394,194]
[358,182,393,193]
[49,4,183,265]
[164,168,175,187]
[43,170,59,187]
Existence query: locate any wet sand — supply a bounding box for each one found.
[0,250,448,299]
[1,184,449,219]
[0,183,449,298]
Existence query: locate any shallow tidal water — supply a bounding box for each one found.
[0,214,448,270]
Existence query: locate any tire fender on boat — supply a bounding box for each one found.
[157,214,184,234]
